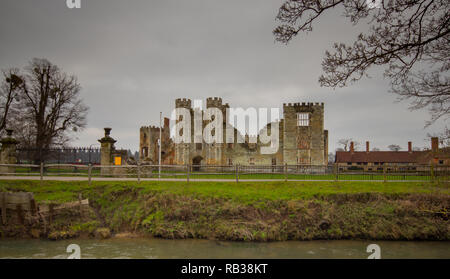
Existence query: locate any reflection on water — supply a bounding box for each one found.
[0,238,449,259]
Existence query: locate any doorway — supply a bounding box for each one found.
[192,156,203,171]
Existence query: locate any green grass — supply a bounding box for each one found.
[0,180,448,204]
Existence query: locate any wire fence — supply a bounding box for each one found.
[0,163,449,183]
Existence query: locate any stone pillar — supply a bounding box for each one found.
[98,128,116,175]
[0,129,19,174]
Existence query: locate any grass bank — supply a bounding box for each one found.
[0,180,449,241]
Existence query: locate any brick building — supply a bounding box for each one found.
[335,138,449,171]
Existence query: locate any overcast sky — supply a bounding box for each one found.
[0,0,447,153]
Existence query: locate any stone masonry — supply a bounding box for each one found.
[139,98,328,166]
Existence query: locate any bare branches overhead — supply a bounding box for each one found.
[274,0,450,125]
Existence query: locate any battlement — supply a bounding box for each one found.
[206,97,223,108]
[140,125,161,131]
[283,102,324,108]
[175,98,192,108]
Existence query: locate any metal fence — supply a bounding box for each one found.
[0,163,448,183]
[16,147,101,164]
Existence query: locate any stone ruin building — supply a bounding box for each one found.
[139,97,328,166]
[139,118,174,164]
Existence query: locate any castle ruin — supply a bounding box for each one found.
[139,97,328,166]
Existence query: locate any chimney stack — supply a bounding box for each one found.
[366,141,370,153]
[408,141,412,153]
[350,141,354,153]
[431,137,439,152]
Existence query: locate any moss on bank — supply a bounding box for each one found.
[0,180,449,241]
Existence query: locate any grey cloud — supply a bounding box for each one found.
[0,0,446,153]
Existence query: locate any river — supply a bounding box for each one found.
[0,238,449,259]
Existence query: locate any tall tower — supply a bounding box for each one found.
[174,98,192,165]
[283,102,326,165]
[205,97,229,165]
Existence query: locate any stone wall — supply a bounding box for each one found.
[143,98,328,166]
[139,117,171,164]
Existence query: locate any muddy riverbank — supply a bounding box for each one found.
[0,180,449,241]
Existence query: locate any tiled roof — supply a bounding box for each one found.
[335,151,426,163]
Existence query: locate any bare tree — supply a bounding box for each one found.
[14,58,88,162]
[0,68,22,134]
[337,138,352,151]
[387,144,402,151]
[274,0,450,125]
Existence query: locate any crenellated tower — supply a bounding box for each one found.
[174,98,193,165]
[282,102,326,165]
[204,97,229,164]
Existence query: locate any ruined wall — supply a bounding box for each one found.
[283,102,326,166]
[145,98,328,166]
[139,117,171,164]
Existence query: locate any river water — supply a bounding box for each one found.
[0,238,449,259]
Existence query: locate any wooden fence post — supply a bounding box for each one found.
[334,163,338,182]
[284,163,288,182]
[430,164,435,182]
[88,163,92,186]
[187,164,190,183]
[383,165,387,182]
[30,196,37,216]
[40,162,44,184]
[137,162,141,184]
[235,164,239,183]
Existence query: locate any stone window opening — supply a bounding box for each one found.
[249,158,255,165]
[142,147,148,158]
[297,113,309,126]
[196,143,202,150]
